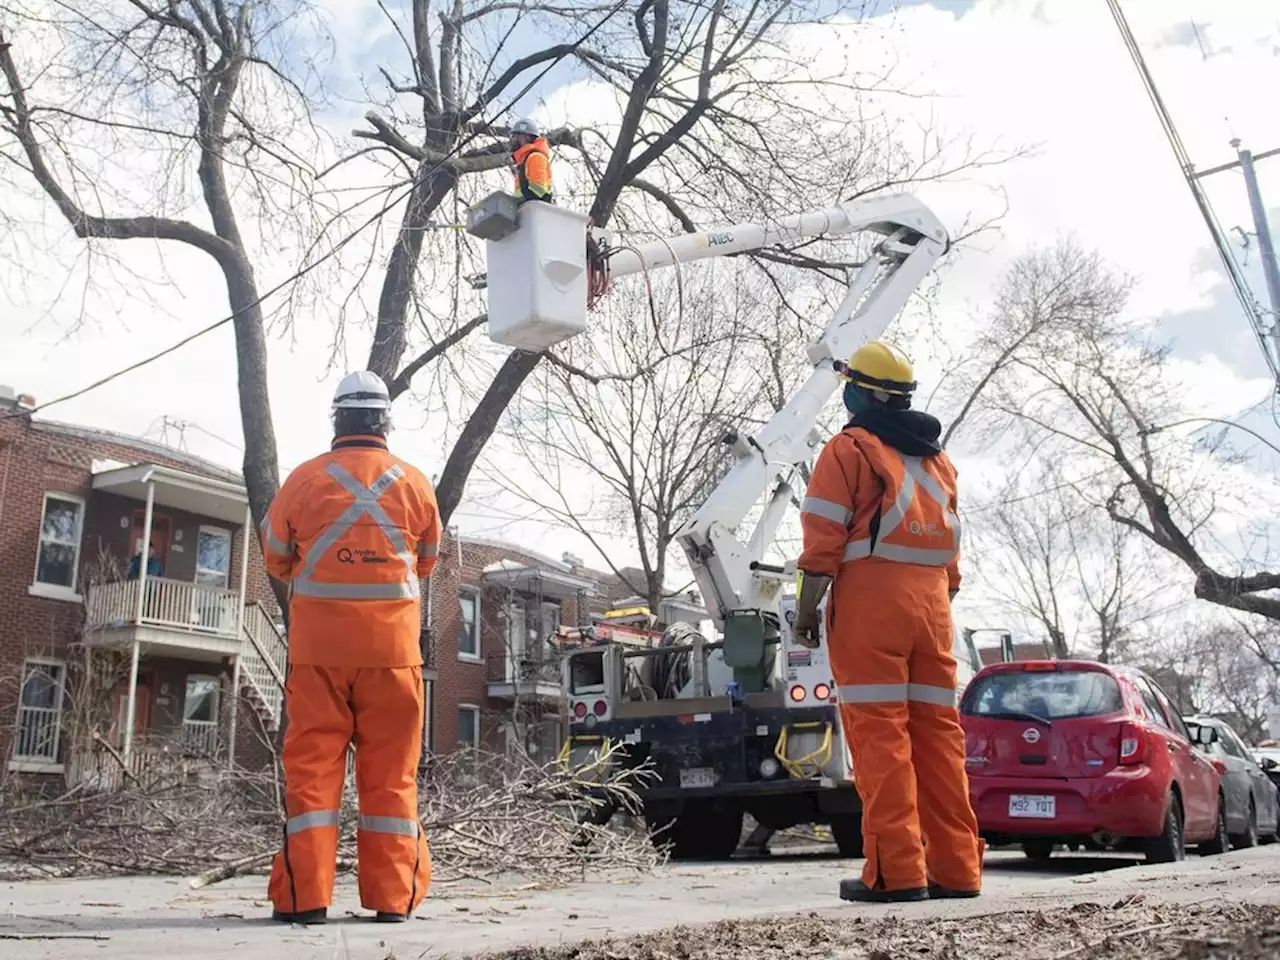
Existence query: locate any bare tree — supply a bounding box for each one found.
[0,3,325,604]
[956,240,1280,624]
[970,473,1078,659]
[929,239,1134,449]
[2,0,1011,591]
[490,266,759,610]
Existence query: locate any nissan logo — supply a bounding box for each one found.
[1022,728,1041,744]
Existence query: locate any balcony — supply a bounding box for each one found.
[487,651,563,701]
[85,577,244,659]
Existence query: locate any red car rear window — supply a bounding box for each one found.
[962,669,1123,721]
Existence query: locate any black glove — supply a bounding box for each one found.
[791,571,832,649]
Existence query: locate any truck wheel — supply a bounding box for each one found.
[1145,792,1185,864]
[829,813,864,858]
[648,801,743,860]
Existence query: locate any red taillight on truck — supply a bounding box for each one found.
[593,699,608,716]
[573,701,588,719]
[1119,722,1145,764]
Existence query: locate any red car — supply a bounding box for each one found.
[960,660,1228,863]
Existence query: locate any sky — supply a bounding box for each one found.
[3,0,1280,643]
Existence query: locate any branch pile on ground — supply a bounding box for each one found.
[0,742,661,886]
[482,898,1280,959]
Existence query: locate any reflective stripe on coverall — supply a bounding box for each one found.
[797,426,982,894]
[512,138,553,203]
[260,434,441,916]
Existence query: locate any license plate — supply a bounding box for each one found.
[1009,794,1056,819]
[679,767,716,789]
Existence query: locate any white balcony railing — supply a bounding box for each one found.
[181,719,219,756]
[86,578,240,637]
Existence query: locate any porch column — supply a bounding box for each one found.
[227,505,252,770]
[124,478,154,763]
[132,478,155,625]
[235,505,251,633]
[122,638,141,762]
[226,657,241,769]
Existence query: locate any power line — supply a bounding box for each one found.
[1105,0,1280,389]
[4,1,625,422]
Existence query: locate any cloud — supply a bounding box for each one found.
[4,0,1280,608]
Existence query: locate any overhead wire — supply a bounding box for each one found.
[1105,0,1280,390]
[4,0,629,423]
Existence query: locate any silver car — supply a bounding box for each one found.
[1186,716,1280,847]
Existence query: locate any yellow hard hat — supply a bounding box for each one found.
[841,340,916,397]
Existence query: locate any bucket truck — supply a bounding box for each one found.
[472,192,984,860]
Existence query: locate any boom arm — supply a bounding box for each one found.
[601,193,948,625]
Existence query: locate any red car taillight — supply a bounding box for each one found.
[1119,722,1145,764]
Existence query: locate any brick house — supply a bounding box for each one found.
[0,388,285,785]
[421,540,710,758]
[1,385,710,780]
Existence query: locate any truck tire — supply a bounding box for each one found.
[648,800,744,861]
[829,813,864,858]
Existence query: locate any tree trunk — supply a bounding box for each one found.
[223,256,289,618]
[368,164,458,382]
[434,349,543,526]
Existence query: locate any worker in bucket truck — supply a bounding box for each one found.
[509,118,554,204]
[791,341,983,904]
[259,370,441,925]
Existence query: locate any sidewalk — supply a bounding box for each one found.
[2,849,1277,959]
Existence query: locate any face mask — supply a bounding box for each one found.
[844,382,873,414]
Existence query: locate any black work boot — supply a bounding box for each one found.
[374,912,408,923]
[839,879,928,903]
[272,907,328,925]
[928,884,981,899]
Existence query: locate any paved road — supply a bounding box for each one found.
[3,847,1272,960]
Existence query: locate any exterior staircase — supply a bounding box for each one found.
[240,602,287,732]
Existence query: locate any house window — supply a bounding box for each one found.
[195,527,232,588]
[458,589,480,660]
[458,705,481,751]
[182,674,220,755]
[13,660,65,762]
[33,494,84,592]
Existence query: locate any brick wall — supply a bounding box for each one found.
[425,533,608,755]
[0,409,278,766]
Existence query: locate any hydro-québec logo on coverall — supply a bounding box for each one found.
[335,547,390,565]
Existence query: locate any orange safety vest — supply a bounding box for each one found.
[798,426,961,586]
[512,138,553,203]
[259,435,441,667]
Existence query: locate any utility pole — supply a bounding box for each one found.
[1191,141,1280,377]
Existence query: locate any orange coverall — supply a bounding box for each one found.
[259,434,441,917]
[512,137,553,203]
[798,426,982,894]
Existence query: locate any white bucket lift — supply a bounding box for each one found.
[468,192,591,351]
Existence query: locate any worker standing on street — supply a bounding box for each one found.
[260,370,441,925]
[509,118,554,204]
[791,341,983,904]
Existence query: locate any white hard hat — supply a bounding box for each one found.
[510,118,540,137]
[333,370,390,410]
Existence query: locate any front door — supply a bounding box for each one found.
[111,672,155,750]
